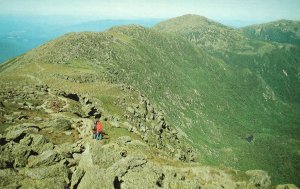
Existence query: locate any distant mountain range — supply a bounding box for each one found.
[0,14,299,186]
[0,15,162,63]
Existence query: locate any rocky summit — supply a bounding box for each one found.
[0,14,299,188]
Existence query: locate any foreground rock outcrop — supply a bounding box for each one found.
[0,83,284,189]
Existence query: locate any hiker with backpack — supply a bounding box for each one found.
[92,119,103,140]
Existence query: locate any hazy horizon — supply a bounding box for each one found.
[1,0,299,63]
[1,0,299,24]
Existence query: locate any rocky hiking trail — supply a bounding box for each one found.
[0,82,295,189]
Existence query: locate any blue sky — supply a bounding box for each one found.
[1,0,299,22]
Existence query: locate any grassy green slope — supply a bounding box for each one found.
[154,15,300,184]
[240,20,300,46]
[154,15,300,104]
[2,24,300,185]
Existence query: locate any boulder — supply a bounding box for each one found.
[55,143,83,158]
[70,168,85,189]
[89,143,123,169]
[11,144,32,168]
[34,117,43,122]
[27,150,58,168]
[77,142,122,171]
[0,142,16,169]
[0,133,54,169]
[77,156,148,189]
[19,177,68,189]
[77,166,106,189]
[28,134,53,153]
[5,128,26,141]
[5,125,40,142]
[64,131,72,135]
[108,156,147,178]
[0,169,23,188]
[47,117,72,131]
[23,163,70,181]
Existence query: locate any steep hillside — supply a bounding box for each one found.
[240,20,300,46]
[0,30,278,189]
[1,23,299,186]
[154,15,300,104]
[153,15,300,185]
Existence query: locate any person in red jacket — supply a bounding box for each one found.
[92,119,103,140]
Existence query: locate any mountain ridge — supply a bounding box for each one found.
[240,19,300,46]
[154,14,300,104]
[0,14,299,187]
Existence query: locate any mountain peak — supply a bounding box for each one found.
[153,14,243,51]
[173,14,209,21]
[154,14,230,32]
[108,24,146,32]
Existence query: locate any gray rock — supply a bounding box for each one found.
[29,134,52,153]
[70,168,85,189]
[0,144,15,169]
[108,156,147,177]
[19,177,68,189]
[11,144,32,168]
[73,153,82,161]
[0,169,23,188]
[77,155,148,189]
[55,143,83,158]
[64,131,72,135]
[27,150,58,168]
[47,117,72,131]
[77,166,106,189]
[23,163,70,181]
[0,141,33,169]
[5,128,26,141]
[34,117,43,122]
[90,143,123,169]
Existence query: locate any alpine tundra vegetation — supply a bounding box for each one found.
[0,14,299,188]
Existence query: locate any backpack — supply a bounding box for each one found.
[96,121,103,132]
